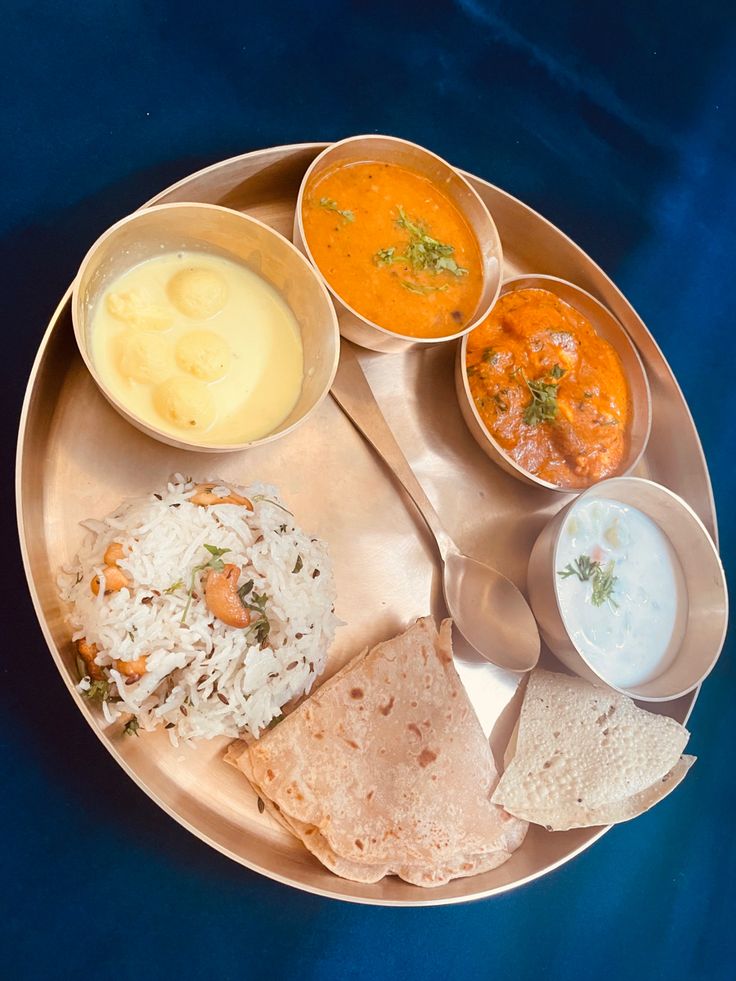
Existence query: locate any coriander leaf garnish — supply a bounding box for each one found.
[518,363,569,425]
[251,494,293,516]
[394,207,425,240]
[319,197,355,223]
[591,561,618,608]
[375,247,396,266]
[123,716,140,737]
[237,579,254,602]
[374,206,468,282]
[558,554,600,582]
[558,554,619,609]
[394,208,467,276]
[181,544,231,625]
[164,580,184,594]
[202,544,230,563]
[242,590,271,647]
[252,620,270,646]
[83,678,110,702]
[523,374,559,426]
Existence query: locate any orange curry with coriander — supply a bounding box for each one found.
[301,161,483,339]
[465,288,629,487]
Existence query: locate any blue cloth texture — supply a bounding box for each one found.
[2,2,734,979]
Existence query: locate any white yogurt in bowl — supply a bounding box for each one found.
[528,476,727,701]
[555,498,688,688]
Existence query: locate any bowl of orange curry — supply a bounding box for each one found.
[455,276,652,491]
[294,135,503,353]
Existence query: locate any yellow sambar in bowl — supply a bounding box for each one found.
[302,160,482,340]
[294,135,502,353]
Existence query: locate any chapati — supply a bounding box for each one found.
[227,617,527,886]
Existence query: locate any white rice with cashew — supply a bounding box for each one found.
[58,475,339,743]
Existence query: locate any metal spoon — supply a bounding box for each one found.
[330,342,540,673]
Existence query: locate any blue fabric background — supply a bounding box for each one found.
[3,2,734,978]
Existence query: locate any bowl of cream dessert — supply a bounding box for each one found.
[72,202,340,452]
[527,477,728,701]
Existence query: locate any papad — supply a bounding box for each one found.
[492,669,694,831]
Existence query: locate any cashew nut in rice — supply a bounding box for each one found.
[190,483,253,509]
[77,638,104,680]
[113,654,148,679]
[103,541,127,566]
[91,565,130,596]
[203,563,252,628]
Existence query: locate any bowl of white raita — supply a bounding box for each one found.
[527,477,728,701]
[72,203,340,451]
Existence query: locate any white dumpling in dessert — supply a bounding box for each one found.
[176,330,231,381]
[167,267,228,320]
[117,333,172,385]
[106,288,173,331]
[153,376,216,432]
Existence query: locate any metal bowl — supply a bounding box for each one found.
[293,134,503,354]
[455,275,652,492]
[527,476,728,701]
[72,202,340,452]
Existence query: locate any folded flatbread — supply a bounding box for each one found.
[226,617,527,886]
[492,669,695,831]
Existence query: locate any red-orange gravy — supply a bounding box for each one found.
[302,161,483,339]
[466,289,630,488]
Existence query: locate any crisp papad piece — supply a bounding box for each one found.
[492,669,694,831]
[226,617,527,886]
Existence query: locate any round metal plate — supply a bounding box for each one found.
[16,143,717,905]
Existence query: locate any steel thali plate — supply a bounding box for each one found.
[16,143,717,905]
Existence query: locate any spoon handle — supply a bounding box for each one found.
[331,342,456,561]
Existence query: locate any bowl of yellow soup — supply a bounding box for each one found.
[72,203,340,451]
[294,135,503,353]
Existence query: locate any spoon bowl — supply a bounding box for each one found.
[330,341,540,673]
[443,551,540,672]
